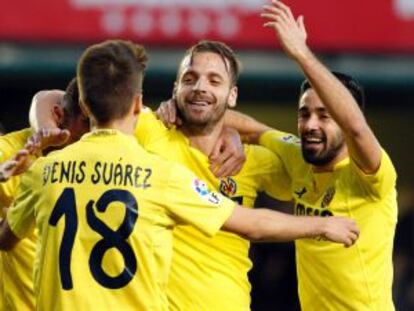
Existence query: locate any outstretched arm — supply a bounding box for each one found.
[262,0,381,174]
[223,206,359,247]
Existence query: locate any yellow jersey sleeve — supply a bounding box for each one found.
[0,128,32,162]
[134,107,170,148]
[163,163,236,237]
[7,158,42,239]
[259,129,300,160]
[246,145,292,201]
[350,149,397,200]
[0,128,33,214]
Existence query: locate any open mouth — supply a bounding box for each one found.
[188,100,210,106]
[303,137,323,144]
[302,135,326,149]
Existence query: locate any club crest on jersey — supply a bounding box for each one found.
[220,177,237,197]
[321,186,336,208]
[192,179,220,205]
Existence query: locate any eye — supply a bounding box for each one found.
[210,79,221,86]
[182,75,195,84]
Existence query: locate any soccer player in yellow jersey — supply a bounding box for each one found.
[135,40,294,310]
[135,109,292,311]
[224,2,398,310]
[0,79,89,311]
[0,40,359,311]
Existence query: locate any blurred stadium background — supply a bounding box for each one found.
[1,0,413,310]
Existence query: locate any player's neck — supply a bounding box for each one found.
[91,117,135,136]
[182,119,225,157]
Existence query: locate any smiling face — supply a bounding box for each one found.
[175,52,237,132]
[298,89,346,167]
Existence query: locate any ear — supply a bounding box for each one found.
[227,86,238,109]
[52,105,65,126]
[133,93,143,116]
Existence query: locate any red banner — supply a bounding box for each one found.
[1,0,414,52]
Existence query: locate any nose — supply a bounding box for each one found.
[192,77,208,93]
[303,114,320,131]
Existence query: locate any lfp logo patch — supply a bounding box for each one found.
[281,135,301,145]
[192,179,220,205]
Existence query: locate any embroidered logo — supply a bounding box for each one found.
[219,177,237,197]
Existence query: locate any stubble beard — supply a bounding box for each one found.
[301,138,345,167]
[177,99,227,136]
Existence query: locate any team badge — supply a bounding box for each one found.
[321,187,336,208]
[220,177,237,197]
[192,179,220,205]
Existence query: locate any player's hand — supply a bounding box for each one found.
[261,0,309,60]
[0,149,32,182]
[209,127,246,177]
[25,128,70,154]
[321,216,360,247]
[156,99,182,129]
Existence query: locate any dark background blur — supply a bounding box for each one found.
[1,0,413,310]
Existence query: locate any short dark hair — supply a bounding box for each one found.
[300,71,365,111]
[61,78,81,126]
[77,40,148,124]
[179,40,241,86]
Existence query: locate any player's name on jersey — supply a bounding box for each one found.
[42,160,152,188]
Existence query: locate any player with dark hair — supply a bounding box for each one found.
[221,2,397,310]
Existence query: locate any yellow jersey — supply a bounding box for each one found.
[260,130,398,311]
[0,128,36,311]
[7,129,235,311]
[135,109,290,311]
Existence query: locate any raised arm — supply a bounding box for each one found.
[223,206,359,247]
[262,0,381,174]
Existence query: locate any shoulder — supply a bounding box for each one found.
[0,128,33,160]
[347,149,397,200]
[259,130,301,153]
[243,144,280,170]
